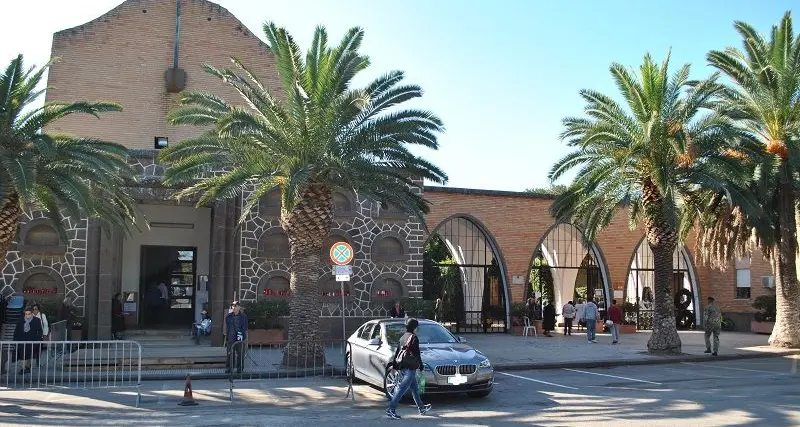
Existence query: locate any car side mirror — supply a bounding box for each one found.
[368,338,381,346]
[458,336,467,343]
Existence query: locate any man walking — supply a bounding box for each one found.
[562,301,576,336]
[608,299,623,344]
[584,298,598,343]
[704,296,722,356]
[575,299,586,332]
[225,301,248,373]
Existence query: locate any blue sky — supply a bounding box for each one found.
[1,1,796,191]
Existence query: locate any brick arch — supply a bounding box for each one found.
[425,213,511,329]
[525,222,612,310]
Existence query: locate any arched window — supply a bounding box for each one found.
[258,275,291,299]
[259,189,282,217]
[372,234,407,262]
[259,231,290,259]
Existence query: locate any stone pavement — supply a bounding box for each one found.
[466,329,800,370]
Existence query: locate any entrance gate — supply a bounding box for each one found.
[528,224,609,319]
[423,217,508,333]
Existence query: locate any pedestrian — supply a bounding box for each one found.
[534,297,543,320]
[434,297,442,322]
[562,300,576,336]
[390,301,406,318]
[111,293,127,340]
[584,298,599,343]
[704,296,722,356]
[525,296,535,320]
[607,299,623,344]
[31,303,49,340]
[542,301,556,337]
[225,301,248,373]
[575,299,586,332]
[386,318,431,420]
[13,307,43,374]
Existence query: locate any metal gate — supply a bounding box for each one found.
[527,224,608,318]
[627,242,697,330]
[424,217,508,334]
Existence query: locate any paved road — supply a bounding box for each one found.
[0,357,798,426]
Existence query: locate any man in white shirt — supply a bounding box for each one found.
[575,299,586,332]
[562,301,576,336]
[158,282,169,308]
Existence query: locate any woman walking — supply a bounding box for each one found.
[386,318,431,420]
[542,301,557,337]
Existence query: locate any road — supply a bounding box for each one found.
[0,357,798,426]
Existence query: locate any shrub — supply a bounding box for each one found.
[243,299,290,329]
[752,295,776,322]
[399,297,436,319]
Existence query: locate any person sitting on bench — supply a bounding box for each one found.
[192,310,212,344]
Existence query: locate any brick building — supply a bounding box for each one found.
[0,0,772,342]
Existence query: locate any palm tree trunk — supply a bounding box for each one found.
[0,192,22,266]
[281,184,333,366]
[642,179,682,354]
[769,165,800,348]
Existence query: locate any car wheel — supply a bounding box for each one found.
[467,390,491,398]
[383,366,403,400]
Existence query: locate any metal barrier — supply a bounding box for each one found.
[0,340,142,407]
[228,339,354,402]
[48,320,69,342]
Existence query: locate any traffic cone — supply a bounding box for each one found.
[178,374,199,406]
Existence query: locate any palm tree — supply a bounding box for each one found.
[158,23,447,364]
[548,52,753,354]
[0,55,138,266]
[699,12,800,348]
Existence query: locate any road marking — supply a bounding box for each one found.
[562,368,662,385]
[497,372,578,390]
[681,362,793,375]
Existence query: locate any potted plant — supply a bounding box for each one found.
[750,295,776,334]
[509,302,528,335]
[620,301,638,333]
[244,300,289,344]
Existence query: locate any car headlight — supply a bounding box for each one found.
[479,359,492,369]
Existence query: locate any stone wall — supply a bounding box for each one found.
[238,187,426,317]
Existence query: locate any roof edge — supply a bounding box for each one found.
[423,186,557,200]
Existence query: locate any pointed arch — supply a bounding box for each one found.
[424,214,510,332]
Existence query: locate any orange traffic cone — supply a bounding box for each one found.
[178,374,199,406]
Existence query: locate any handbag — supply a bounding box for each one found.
[394,334,418,370]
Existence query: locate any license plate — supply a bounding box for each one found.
[447,374,467,385]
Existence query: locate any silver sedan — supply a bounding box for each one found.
[346,318,494,398]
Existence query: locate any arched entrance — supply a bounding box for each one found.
[625,239,700,330]
[423,216,509,333]
[527,223,611,319]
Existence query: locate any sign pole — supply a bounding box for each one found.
[340,279,346,344]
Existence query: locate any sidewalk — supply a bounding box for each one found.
[466,329,800,370]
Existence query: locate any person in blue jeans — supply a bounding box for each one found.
[584,298,599,343]
[386,318,431,420]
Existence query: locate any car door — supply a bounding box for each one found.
[352,323,376,378]
[363,323,389,383]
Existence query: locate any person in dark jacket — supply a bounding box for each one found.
[111,293,127,340]
[386,318,431,419]
[389,301,406,318]
[225,301,248,373]
[14,307,43,374]
[542,301,557,337]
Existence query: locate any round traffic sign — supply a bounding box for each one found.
[330,242,354,265]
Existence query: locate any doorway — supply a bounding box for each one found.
[139,246,197,327]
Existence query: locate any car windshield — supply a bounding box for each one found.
[385,322,458,345]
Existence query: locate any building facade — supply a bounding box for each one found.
[0,0,773,343]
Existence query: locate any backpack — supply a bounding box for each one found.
[394,333,418,370]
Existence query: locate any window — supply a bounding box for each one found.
[359,324,375,341]
[735,257,751,299]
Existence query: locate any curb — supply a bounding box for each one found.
[494,349,800,371]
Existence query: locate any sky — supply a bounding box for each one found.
[1,1,796,192]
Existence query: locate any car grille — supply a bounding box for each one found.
[436,364,477,375]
